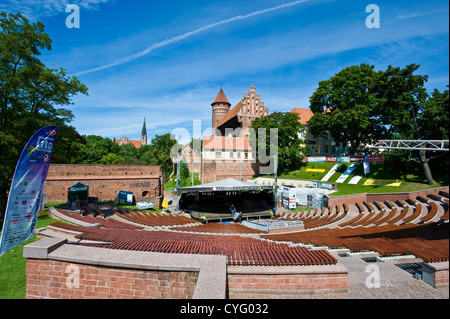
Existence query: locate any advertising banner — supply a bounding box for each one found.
[335,163,358,183]
[282,187,296,209]
[0,126,59,257]
[321,164,340,182]
[348,175,363,185]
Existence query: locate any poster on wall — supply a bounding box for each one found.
[0,126,59,257]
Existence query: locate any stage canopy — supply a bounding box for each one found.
[177,178,273,192]
[177,178,274,221]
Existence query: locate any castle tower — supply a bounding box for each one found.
[211,88,231,135]
[140,117,147,147]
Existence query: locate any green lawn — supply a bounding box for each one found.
[0,215,58,299]
[266,159,449,196]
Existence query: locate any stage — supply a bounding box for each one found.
[177,178,275,223]
[189,210,273,223]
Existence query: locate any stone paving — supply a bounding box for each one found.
[302,251,449,299]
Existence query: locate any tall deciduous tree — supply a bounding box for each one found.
[250,112,305,174]
[308,64,380,155]
[373,64,440,185]
[0,12,88,213]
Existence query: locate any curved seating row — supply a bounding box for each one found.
[78,229,337,266]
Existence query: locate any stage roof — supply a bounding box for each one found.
[177,178,273,192]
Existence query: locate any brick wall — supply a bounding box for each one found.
[47,164,161,177]
[228,273,348,298]
[201,161,263,184]
[26,259,198,299]
[422,262,449,289]
[434,268,449,289]
[45,164,163,208]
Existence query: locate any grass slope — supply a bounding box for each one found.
[0,215,57,299]
[273,159,449,196]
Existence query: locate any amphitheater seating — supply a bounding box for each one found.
[262,197,449,263]
[110,206,196,227]
[171,222,264,234]
[338,211,365,228]
[46,192,448,267]
[419,201,439,223]
[401,204,423,224]
[55,209,144,230]
[79,229,337,266]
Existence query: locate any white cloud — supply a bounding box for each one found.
[74,0,312,76]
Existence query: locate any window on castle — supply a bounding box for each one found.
[215,151,222,158]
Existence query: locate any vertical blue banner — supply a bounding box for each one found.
[0,126,59,257]
[363,154,371,175]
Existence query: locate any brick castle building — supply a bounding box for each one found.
[200,85,268,183]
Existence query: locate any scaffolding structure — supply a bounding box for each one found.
[369,140,449,151]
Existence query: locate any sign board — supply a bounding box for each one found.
[282,187,296,209]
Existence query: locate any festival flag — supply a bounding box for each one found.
[0,126,59,257]
[363,154,371,176]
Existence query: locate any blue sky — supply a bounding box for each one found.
[2,0,449,142]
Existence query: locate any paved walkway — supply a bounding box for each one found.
[303,252,448,299]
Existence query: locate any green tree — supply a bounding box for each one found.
[179,158,190,187]
[373,64,438,184]
[420,86,449,140]
[118,143,139,163]
[51,124,87,164]
[149,133,181,175]
[250,111,305,174]
[83,135,119,164]
[99,153,125,165]
[308,64,380,154]
[0,12,88,213]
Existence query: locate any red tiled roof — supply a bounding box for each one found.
[212,89,231,105]
[217,98,244,128]
[290,107,314,125]
[203,135,251,151]
[114,138,141,148]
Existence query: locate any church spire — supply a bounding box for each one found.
[141,117,147,137]
[140,118,147,147]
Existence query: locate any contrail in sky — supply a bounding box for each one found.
[75,0,310,76]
